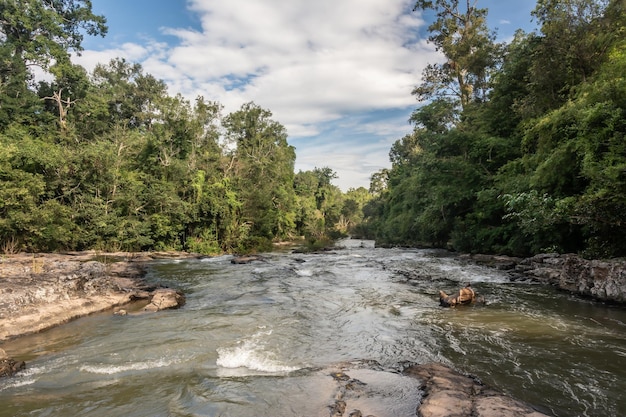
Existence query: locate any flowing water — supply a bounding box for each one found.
[2,240,626,417]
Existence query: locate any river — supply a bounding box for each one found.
[1,240,625,416]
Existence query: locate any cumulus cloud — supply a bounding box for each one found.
[77,0,440,189]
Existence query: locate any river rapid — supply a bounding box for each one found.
[2,240,626,416]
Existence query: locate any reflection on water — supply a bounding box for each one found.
[1,241,626,417]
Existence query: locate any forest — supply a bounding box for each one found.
[1,0,625,258]
[0,0,371,254]
[361,0,626,258]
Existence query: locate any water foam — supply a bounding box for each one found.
[0,375,36,390]
[216,328,300,373]
[295,268,313,277]
[79,358,175,374]
[0,364,53,391]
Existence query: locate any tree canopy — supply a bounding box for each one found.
[363,0,626,258]
[0,1,365,254]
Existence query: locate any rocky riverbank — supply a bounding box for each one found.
[461,253,626,303]
[0,251,195,344]
[323,361,548,417]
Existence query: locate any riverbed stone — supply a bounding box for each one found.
[0,357,25,377]
[143,288,185,312]
[404,363,548,417]
[231,255,265,264]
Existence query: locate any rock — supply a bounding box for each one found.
[439,284,477,307]
[231,255,265,264]
[0,358,26,378]
[520,254,626,302]
[404,363,548,417]
[143,288,185,312]
[0,251,190,341]
[329,400,346,417]
[475,395,547,417]
[466,253,626,304]
[419,389,473,417]
[461,254,522,270]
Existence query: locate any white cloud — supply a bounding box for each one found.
[77,0,439,190]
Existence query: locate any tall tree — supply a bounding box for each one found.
[0,0,106,125]
[413,0,499,109]
[0,0,106,67]
[222,102,296,244]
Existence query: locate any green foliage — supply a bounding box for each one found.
[185,228,221,255]
[365,0,626,258]
[413,0,501,108]
[292,167,348,241]
[0,2,373,254]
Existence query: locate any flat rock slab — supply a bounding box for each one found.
[404,363,548,417]
[0,252,198,342]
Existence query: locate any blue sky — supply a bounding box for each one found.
[77,0,538,191]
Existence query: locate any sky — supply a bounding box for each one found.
[75,0,538,191]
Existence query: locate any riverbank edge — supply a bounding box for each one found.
[459,252,626,304]
[0,251,201,345]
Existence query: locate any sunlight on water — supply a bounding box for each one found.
[79,358,177,375]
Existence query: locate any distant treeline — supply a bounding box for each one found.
[360,0,626,258]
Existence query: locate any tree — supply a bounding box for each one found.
[90,58,168,130]
[413,0,500,109]
[0,0,107,132]
[38,62,91,135]
[523,0,621,115]
[222,102,296,244]
[0,0,107,70]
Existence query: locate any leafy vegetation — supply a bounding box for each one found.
[0,0,371,254]
[3,0,625,259]
[362,0,626,258]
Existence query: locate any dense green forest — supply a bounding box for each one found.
[0,0,370,254]
[361,0,626,258]
[2,0,625,258]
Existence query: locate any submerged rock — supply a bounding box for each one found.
[231,255,265,264]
